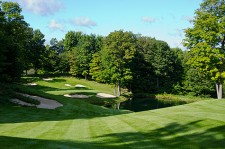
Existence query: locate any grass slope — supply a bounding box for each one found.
[0,77,225,148]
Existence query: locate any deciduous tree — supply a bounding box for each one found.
[102,30,137,96]
[184,0,225,98]
[0,1,29,81]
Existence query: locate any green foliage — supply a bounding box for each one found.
[42,38,68,74]
[64,31,82,51]
[98,30,137,95]
[183,0,225,96]
[0,1,30,82]
[28,29,46,74]
[131,36,183,93]
[65,32,101,79]
[89,52,104,82]
[130,36,156,93]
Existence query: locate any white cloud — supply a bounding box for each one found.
[14,0,63,16]
[48,19,64,31]
[141,16,157,23]
[71,17,97,28]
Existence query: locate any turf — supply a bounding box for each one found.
[0,77,225,148]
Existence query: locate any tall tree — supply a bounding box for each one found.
[42,38,66,74]
[0,2,7,78]
[102,30,137,96]
[67,33,100,79]
[76,34,97,79]
[64,31,82,51]
[0,1,29,81]
[135,36,182,93]
[132,36,156,93]
[89,36,104,81]
[184,0,225,98]
[28,29,46,74]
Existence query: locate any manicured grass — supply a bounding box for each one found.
[18,77,125,107]
[0,77,225,148]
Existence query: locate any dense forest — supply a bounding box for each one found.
[0,0,224,98]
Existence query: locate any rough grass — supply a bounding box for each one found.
[0,77,225,148]
[134,93,213,105]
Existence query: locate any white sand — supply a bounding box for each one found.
[64,94,89,99]
[75,84,86,88]
[27,83,37,86]
[65,84,72,87]
[43,78,53,81]
[96,93,116,98]
[11,94,63,109]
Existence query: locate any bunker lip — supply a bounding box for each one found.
[96,93,116,98]
[75,84,86,88]
[43,78,53,81]
[64,94,89,99]
[11,93,63,109]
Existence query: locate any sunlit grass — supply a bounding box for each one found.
[0,77,225,148]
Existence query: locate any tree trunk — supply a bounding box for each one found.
[85,74,87,80]
[117,82,121,96]
[114,84,117,96]
[216,83,223,99]
[117,102,120,110]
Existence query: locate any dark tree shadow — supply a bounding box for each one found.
[50,78,67,82]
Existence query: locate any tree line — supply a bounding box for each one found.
[0,0,224,98]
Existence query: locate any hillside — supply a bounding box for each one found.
[0,77,225,148]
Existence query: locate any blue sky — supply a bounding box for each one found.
[8,0,202,48]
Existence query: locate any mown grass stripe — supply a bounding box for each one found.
[179,112,225,123]
[36,119,74,140]
[116,115,164,148]
[20,121,58,139]
[119,114,201,148]
[62,118,90,141]
[96,115,154,148]
[0,123,27,134]
[88,117,113,138]
[0,122,42,137]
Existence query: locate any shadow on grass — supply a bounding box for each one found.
[0,121,224,148]
[0,93,125,124]
[49,78,67,82]
[68,92,97,96]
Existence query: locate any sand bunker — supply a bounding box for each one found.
[64,94,89,99]
[11,99,36,107]
[27,83,37,86]
[11,94,63,109]
[96,93,116,98]
[65,84,72,87]
[75,84,86,88]
[43,78,53,81]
